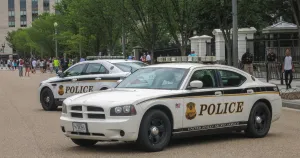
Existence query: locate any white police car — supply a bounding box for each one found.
[60,63,281,152]
[38,59,147,111]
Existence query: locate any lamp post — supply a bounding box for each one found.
[54,22,58,58]
[1,43,5,53]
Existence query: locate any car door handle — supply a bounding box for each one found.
[215,91,222,96]
[95,78,102,80]
[72,78,77,82]
[247,89,254,94]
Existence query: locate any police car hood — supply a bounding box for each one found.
[42,76,61,83]
[66,89,176,106]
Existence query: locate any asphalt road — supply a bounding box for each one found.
[1,70,300,158]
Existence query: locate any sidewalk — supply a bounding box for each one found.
[258,78,300,110]
[257,78,300,92]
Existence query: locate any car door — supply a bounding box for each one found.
[216,68,251,123]
[182,68,225,131]
[55,63,87,99]
[77,63,113,91]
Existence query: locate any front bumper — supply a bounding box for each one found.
[60,115,141,141]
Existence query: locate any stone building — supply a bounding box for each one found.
[0,0,60,55]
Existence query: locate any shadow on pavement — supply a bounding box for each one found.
[62,132,280,153]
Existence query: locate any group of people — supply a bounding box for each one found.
[128,53,152,64]
[3,56,74,77]
[242,48,295,89]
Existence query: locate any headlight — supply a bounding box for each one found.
[110,105,136,116]
[62,103,67,114]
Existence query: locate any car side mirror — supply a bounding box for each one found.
[57,71,64,78]
[188,80,203,89]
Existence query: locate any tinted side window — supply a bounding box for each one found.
[85,63,108,74]
[190,69,217,88]
[218,70,246,87]
[64,64,86,77]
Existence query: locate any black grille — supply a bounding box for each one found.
[71,113,83,118]
[88,114,105,119]
[87,106,104,112]
[71,132,90,135]
[92,133,105,136]
[71,106,82,111]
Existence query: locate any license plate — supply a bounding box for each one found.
[72,122,88,133]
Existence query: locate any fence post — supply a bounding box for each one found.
[266,62,269,82]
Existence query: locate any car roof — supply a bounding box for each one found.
[78,59,143,64]
[145,63,234,69]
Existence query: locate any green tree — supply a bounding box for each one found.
[123,0,167,62]
[158,0,201,56]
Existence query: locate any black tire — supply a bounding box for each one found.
[40,88,57,111]
[137,109,172,152]
[71,139,98,147]
[245,102,271,138]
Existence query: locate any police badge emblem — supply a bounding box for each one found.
[185,102,197,120]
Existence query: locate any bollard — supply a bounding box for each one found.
[280,63,284,85]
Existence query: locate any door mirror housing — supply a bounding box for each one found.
[189,80,203,89]
[57,71,64,78]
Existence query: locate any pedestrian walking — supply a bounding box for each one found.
[7,59,11,70]
[49,60,53,73]
[24,59,31,77]
[282,48,295,89]
[188,50,197,57]
[241,51,254,75]
[32,59,37,74]
[18,57,24,77]
[53,57,60,74]
[146,52,151,64]
[267,49,277,80]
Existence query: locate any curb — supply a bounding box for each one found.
[282,100,300,110]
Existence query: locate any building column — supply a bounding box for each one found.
[212,29,226,60]
[198,35,212,57]
[38,0,43,15]
[270,34,274,47]
[49,0,56,14]
[189,36,201,56]
[26,0,32,26]
[237,27,257,60]
[14,0,20,27]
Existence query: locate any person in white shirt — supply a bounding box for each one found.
[282,48,294,89]
[146,52,151,64]
[32,59,37,74]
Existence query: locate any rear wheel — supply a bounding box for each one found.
[71,139,98,147]
[137,109,172,152]
[245,102,271,138]
[40,88,57,111]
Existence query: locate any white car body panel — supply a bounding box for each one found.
[38,60,146,104]
[60,63,282,142]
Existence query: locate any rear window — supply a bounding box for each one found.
[113,62,148,72]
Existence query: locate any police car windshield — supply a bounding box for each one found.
[113,62,148,72]
[116,67,188,90]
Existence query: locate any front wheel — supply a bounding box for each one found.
[71,139,98,147]
[40,88,57,111]
[245,102,272,138]
[137,109,172,152]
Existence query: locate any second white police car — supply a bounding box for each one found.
[38,59,147,111]
[60,63,282,152]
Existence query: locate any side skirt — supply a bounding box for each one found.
[172,122,247,138]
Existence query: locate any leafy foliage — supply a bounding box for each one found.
[5,0,296,59]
